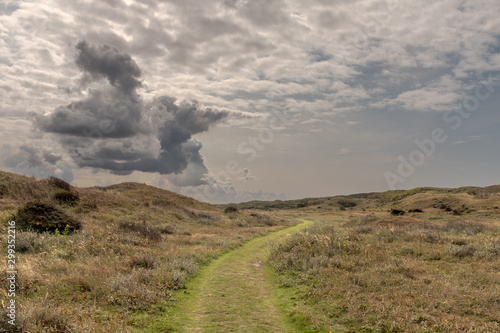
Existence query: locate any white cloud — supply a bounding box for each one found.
[1,0,500,201]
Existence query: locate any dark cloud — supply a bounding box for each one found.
[30,41,227,183]
[75,40,142,94]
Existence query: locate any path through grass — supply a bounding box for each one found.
[162,219,313,332]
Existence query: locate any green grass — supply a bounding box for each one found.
[140,219,314,332]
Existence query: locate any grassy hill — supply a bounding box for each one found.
[226,185,500,213]
[2,170,499,332]
[0,171,293,332]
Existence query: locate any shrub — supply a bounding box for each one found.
[390,209,406,216]
[408,208,423,213]
[223,206,239,214]
[53,190,79,206]
[15,201,81,234]
[119,221,162,241]
[338,200,357,208]
[47,176,71,191]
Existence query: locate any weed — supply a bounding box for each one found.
[119,221,162,241]
[15,231,46,253]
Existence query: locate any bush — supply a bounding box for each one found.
[53,190,79,206]
[390,209,406,216]
[338,200,357,208]
[119,221,162,241]
[47,176,71,191]
[408,209,423,213]
[15,201,81,234]
[223,206,238,214]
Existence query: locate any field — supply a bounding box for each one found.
[1,170,500,332]
[268,200,500,332]
[0,171,294,332]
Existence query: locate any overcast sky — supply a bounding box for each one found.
[1,0,499,203]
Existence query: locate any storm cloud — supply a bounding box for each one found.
[31,41,227,183]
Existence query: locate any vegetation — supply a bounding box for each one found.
[0,171,293,332]
[268,213,500,332]
[2,169,500,332]
[15,201,81,233]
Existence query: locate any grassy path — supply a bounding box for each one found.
[163,219,313,332]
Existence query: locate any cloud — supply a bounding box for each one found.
[29,41,227,182]
[3,143,74,182]
[75,41,142,94]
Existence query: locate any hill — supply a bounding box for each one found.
[226,185,500,214]
[0,170,292,332]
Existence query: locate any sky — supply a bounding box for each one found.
[1,0,499,204]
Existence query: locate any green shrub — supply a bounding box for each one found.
[15,201,81,234]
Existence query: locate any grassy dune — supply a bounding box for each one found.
[2,170,500,332]
[268,211,500,332]
[0,171,294,332]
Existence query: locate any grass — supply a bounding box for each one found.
[0,171,295,332]
[147,219,313,332]
[2,169,500,332]
[268,212,500,332]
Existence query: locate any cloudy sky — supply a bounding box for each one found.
[1,0,499,203]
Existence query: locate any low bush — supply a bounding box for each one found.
[53,190,79,206]
[338,200,357,208]
[223,206,239,214]
[390,209,406,216]
[15,201,81,234]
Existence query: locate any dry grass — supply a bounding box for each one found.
[269,211,500,332]
[0,171,294,332]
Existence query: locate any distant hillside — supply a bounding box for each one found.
[225,185,500,213]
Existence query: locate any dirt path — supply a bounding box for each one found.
[167,219,313,332]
